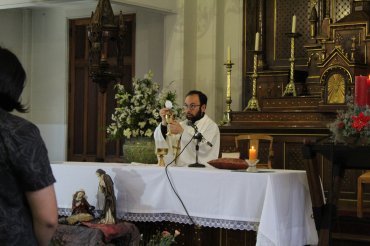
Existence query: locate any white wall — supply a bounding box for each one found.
[163,0,185,104]
[30,8,68,162]
[181,0,243,122]
[0,9,24,67]
[135,9,164,81]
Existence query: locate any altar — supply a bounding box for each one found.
[52,162,318,246]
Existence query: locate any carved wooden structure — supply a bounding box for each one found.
[221,0,370,206]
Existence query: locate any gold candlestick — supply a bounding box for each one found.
[283,32,301,97]
[222,60,234,125]
[244,50,261,111]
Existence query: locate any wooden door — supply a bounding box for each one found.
[67,14,135,162]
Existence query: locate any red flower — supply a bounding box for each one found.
[351,112,370,132]
[337,121,345,129]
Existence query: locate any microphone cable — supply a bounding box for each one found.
[163,131,198,225]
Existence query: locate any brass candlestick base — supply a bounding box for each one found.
[156,148,168,167]
[282,32,301,97]
[282,81,297,97]
[246,96,260,111]
[245,50,261,111]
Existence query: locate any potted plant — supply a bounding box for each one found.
[328,96,370,145]
[145,229,181,246]
[107,71,181,163]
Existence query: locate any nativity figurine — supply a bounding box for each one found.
[96,169,116,224]
[66,189,95,225]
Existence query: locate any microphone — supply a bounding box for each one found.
[186,120,213,147]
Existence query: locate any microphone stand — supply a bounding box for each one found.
[188,133,205,168]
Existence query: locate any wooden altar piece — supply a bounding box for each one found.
[221,0,370,208]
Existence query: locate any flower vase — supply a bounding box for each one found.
[343,136,369,146]
[122,137,157,164]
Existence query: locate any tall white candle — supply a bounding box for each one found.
[292,14,296,33]
[227,45,231,62]
[254,32,260,51]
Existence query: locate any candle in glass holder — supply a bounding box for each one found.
[355,75,367,106]
[249,146,257,160]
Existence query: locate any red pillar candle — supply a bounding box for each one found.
[367,75,370,106]
[355,76,368,106]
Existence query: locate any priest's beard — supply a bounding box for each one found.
[187,110,204,124]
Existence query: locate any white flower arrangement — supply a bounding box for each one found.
[107,71,181,140]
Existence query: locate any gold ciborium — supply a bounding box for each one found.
[156,148,168,167]
[165,113,173,136]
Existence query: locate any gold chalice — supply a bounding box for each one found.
[165,113,173,136]
[156,148,168,167]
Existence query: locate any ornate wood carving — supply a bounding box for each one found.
[225,0,370,203]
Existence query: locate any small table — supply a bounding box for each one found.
[302,141,369,246]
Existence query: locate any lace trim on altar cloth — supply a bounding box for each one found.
[58,208,259,231]
[121,213,259,231]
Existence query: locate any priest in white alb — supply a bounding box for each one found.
[154,90,220,167]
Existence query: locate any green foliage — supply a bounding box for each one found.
[145,230,180,246]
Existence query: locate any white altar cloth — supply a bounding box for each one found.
[51,162,318,246]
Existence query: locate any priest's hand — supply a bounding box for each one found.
[159,108,172,125]
[168,120,183,135]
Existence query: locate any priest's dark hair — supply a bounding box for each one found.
[185,90,208,106]
[0,47,28,112]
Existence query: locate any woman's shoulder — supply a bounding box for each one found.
[0,110,42,143]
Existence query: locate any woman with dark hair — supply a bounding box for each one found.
[0,47,58,245]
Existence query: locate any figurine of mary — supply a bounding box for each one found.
[95,169,116,224]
